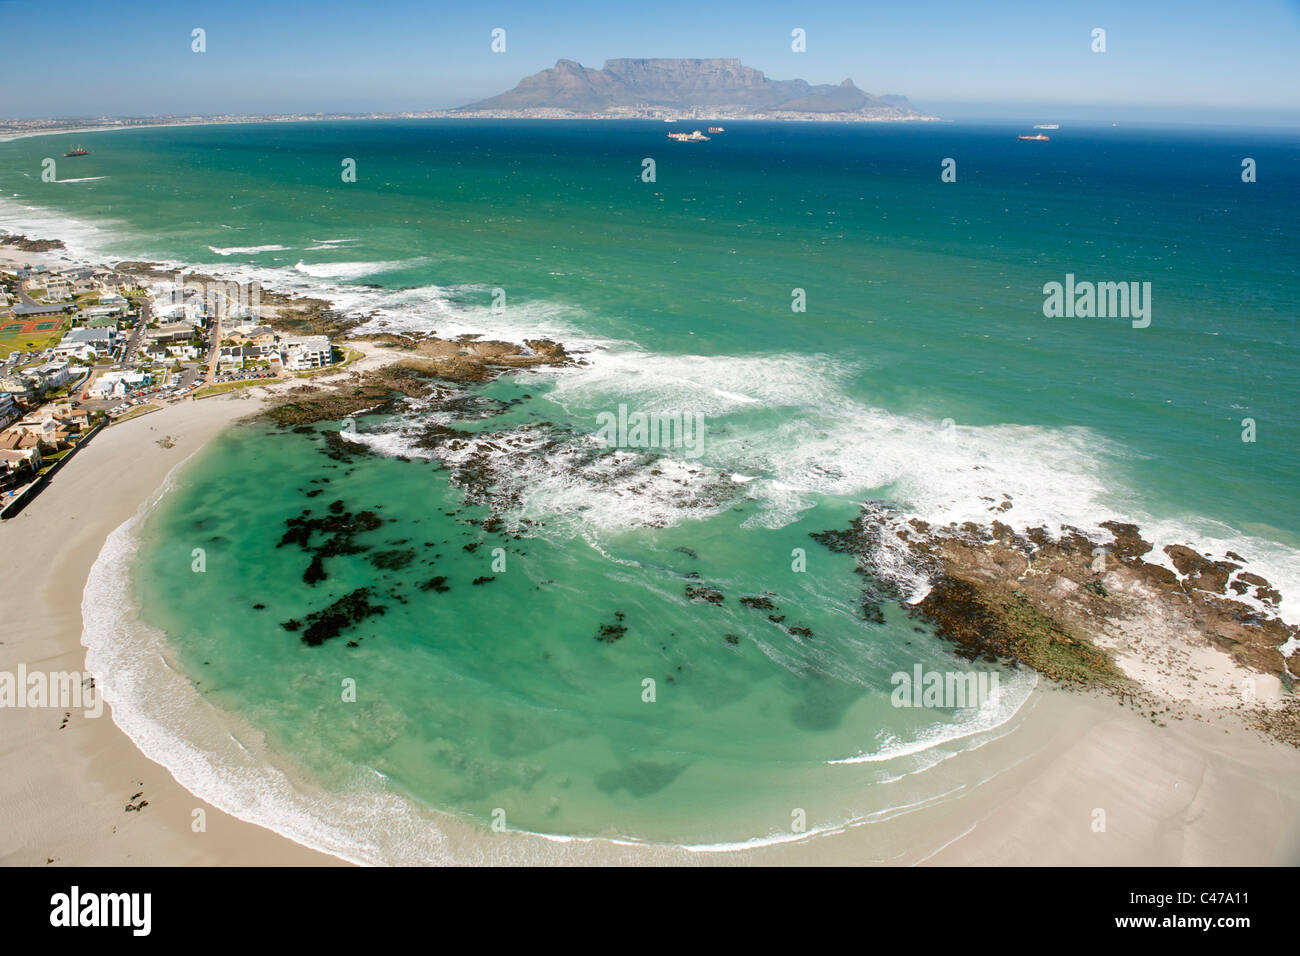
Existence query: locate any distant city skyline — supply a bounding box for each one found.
[2,0,1298,125]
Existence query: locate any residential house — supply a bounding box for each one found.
[144,321,198,345]
[53,326,115,358]
[218,344,270,370]
[79,303,126,323]
[228,324,276,347]
[87,369,151,399]
[0,445,41,477]
[279,335,333,371]
[0,375,36,402]
[0,425,45,465]
[28,361,74,390]
[20,402,89,437]
[11,414,59,448]
[44,278,72,301]
[85,313,121,330]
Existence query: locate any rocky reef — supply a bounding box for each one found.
[264,333,572,427]
[813,503,1298,741]
[276,499,386,585]
[265,365,440,427]
[355,332,572,381]
[282,587,387,646]
[0,233,66,252]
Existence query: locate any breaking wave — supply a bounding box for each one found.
[3,192,1294,622]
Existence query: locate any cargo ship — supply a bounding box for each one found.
[1017,133,1050,141]
[1032,124,1059,130]
[63,146,89,157]
[707,126,725,133]
[668,130,710,142]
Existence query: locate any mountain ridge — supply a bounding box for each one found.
[458,57,933,119]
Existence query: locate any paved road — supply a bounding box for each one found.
[204,310,221,385]
[127,297,149,361]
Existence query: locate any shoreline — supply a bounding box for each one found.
[7,409,1298,866]
[2,217,1298,864]
[0,112,941,147]
[4,362,1296,867]
[0,394,341,865]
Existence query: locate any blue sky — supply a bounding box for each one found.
[2,0,1298,123]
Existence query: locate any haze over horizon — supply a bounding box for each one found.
[1,0,1298,126]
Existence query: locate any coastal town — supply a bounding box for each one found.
[0,246,336,516]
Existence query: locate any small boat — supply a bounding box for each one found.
[1018,133,1050,141]
[63,146,89,157]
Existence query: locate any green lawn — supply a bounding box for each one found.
[0,328,66,358]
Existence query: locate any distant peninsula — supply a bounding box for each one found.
[0,59,935,139]
[456,58,939,122]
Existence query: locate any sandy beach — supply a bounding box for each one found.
[1,384,1297,866]
[0,394,339,865]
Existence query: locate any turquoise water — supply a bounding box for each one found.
[2,120,1296,848]
[129,417,1028,845]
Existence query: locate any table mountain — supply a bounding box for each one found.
[459,58,929,118]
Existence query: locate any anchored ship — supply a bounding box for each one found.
[707,126,725,133]
[1032,124,1059,130]
[668,130,710,142]
[1017,133,1050,141]
[63,146,89,157]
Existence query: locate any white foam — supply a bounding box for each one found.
[305,237,357,250]
[292,258,420,280]
[0,194,128,262]
[336,335,1299,621]
[9,194,1293,618]
[829,668,1038,764]
[207,244,290,256]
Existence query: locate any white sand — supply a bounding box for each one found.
[0,394,340,864]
